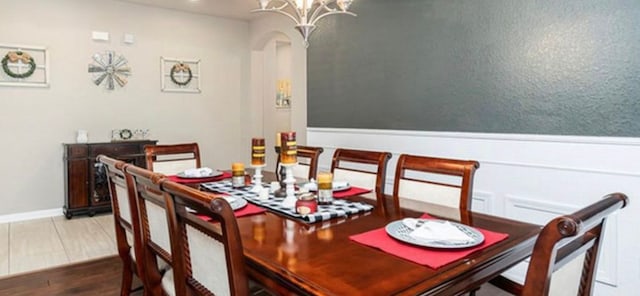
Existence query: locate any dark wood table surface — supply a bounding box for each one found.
[212,172,540,295]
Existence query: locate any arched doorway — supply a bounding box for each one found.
[250,31,293,171]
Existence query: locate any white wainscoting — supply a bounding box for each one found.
[308,127,640,296]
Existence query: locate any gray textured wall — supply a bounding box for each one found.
[308,0,640,136]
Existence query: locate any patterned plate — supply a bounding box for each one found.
[385,219,484,249]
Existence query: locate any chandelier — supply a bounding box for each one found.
[252,0,356,48]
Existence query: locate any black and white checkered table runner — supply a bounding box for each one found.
[200,181,374,223]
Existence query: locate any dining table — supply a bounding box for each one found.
[188,171,541,296]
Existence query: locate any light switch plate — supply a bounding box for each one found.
[123,33,135,44]
[91,31,109,41]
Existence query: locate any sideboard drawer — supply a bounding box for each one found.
[66,145,88,158]
[90,143,142,156]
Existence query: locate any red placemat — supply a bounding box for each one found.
[196,203,266,220]
[349,214,509,269]
[333,186,372,199]
[168,171,232,184]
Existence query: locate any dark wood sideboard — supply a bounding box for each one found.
[63,140,157,219]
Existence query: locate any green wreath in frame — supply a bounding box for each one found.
[169,63,193,86]
[1,51,36,79]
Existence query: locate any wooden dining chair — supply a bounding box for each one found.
[276,145,324,181]
[330,148,392,206]
[489,192,629,296]
[125,164,177,296]
[392,154,480,221]
[144,143,201,175]
[98,155,146,295]
[162,180,250,296]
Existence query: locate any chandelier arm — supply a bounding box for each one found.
[282,0,306,21]
[309,10,356,26]
[308,4,329,22]
[270,0,291,10]
[251,8,301,25]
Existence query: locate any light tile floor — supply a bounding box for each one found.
[0,213,117,278]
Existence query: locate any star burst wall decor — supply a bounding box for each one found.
[88,51,131,90]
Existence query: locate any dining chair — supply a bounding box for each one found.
[276,145,324,181]
[489,192,629,296]
[392,154,480,221]
[162,179,250,295]
[125,164,177,296]
[330,148,392,206]
[144,143,201,175]
[98,155,146,295]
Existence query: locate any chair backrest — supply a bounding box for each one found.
[144,143,201,175]
[392,154,480,219]
[97,155,146,282]
[162,180,250,296]
[522,193,628,296]
[330,148,392,205]
[125,164,181,295]
[276,145,324,180]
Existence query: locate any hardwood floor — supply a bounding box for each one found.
[0,255,142,296]
[0,214,511,295]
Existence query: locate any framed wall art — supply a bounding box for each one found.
[161,57,201,93]
[0,43,50,88]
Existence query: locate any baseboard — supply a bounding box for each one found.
[0,208,63,224]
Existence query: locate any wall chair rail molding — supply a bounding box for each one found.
[308,127,640,295]
[0,43,49,88]
[161,56,201,93]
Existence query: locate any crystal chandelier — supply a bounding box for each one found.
[252,0,356,48]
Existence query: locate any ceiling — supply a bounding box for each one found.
[118,0,258,20]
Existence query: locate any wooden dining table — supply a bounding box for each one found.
[200,172,541,296]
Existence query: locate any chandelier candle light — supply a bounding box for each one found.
[280,131,298,208]
[250,138,267,193]
[252,0,356,48]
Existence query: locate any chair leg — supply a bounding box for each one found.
[120,267,134,296]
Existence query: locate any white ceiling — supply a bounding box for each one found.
[118,0,257,20]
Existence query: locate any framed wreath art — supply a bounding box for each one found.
[0,44,49,87]
[161,57,201,93]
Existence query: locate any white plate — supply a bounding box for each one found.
[300,182,352,192]
[385,219,484,249]
[176,170,223,179]
[332,184,351,192]
[186,197,247,212]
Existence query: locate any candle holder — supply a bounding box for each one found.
[280,162,298,208]
[250,164,266,193]
[273,146,287,197]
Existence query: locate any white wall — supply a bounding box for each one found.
[309,127,640,296]
[0,0,250,216]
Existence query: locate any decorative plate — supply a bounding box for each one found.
[385,219,484,249]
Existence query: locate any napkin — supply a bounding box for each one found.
[183,167,214,177]
[405,218,474,243]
